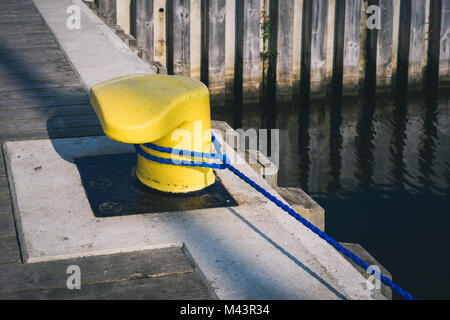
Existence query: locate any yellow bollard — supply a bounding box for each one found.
[90,74,216,193]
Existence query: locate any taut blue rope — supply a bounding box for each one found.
[134,134,416,300]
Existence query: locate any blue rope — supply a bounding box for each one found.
[135,136,417,300]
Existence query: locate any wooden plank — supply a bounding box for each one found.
[0,13,42,20]
[0,156,5,177]
[233,0,244,126]
[309,0,329,95]
[1,38,57,50]
[134,0,154,60]
[0,80,84,92]
[224,0,236,96]
[190,0,202,80]
[0,18,44,26]
[0,272,211,300]
[0,105,95,121]
[0,47,66,62]
[425,0,442,88]
[207,0,226,102]
[0,72,80,85]
[293,0,304,90]
[341,0,363,93]
[0,237,21,265]
[0,177,9,196]
[0,87,87,102]
[332,0,346,93]
[0,247,196,293]
[0,96,90,110]
[301,0,313,94]
[396,0,412,90]
[167,0,190,76]
[276,0,295,97]
[242,0,261,101]
[0,115,100,132]
[153,0,167,66]
[0,62,75,77]
[0,195,12,215]
[0,215,15,238]
[391,0,401,87]
[98,0,117,24]
[439,0,450,84]
[0,126,104,142]
[376,0,394,90]
[116,0,132,34]
[0,25,51,36]
[408,0,427,86]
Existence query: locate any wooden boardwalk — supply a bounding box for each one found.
[0,0,211,299]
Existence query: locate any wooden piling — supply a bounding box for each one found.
[439,0,450,84]
[92,0,449,102]
[134,0,154,60]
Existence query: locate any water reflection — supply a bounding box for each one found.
[212,87,450,299]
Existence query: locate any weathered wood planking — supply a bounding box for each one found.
[342,0,363,93]
[0,127,104,142]
[0,237,21,265]
[103,0,448,98]
[0,157,5,178]
[116,0,132,34]
[153,0,167,66]
[408,0,427,86]
[324,0,336,91]
[168,0,190,76]
[0,215,16,238]
[425,0,443,87]
[332,0,346,92]
[376,0,394,90]
[1,273,211,300]
[98,0,117,24]
[0,177,10,196]
[1,38,57,50]
[134,0,154,60]
[208,0,226,98]
[0,195,12,215]
[440,0,450,84]
[276,0,295,98]
[292,0,304,90]
[0,247,212,300]
[190,0,202,80]
[0,115,100,133]
[242,0,261,101]
[0,105,95,121]
[224,0,236,96]
[0,48,67,64]
[395,0,410,89]
[309,0,329,95]
[0,96,90,110]
[0,87,87,101]
[0,79,83,92]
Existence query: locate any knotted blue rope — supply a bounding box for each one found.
[134,134,416,300]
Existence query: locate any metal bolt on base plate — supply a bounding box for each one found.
[74,153,238,218]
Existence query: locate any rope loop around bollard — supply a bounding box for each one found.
[134,134,417,300]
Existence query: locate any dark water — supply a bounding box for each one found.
[212,89,450,299]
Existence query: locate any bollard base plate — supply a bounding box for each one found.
[74,153,238,218]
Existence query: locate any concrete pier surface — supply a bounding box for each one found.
[0,0,387,299]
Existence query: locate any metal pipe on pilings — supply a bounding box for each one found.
[92,0,450,100]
